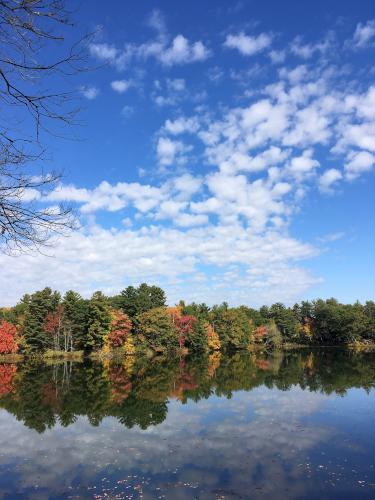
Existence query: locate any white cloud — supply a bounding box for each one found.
[152,78,188,107]
[89,30,210,69]
[290,34,333,59]
[172,173,203,199]
[287,149,320,181]
[0,223,318,306]
[156,137,190,166]
[80,85,100,100]
[224,32,272,56]
[174,213,209,227]
[89,43,118,62]
[164,117,200,135]
[340,123,375,152]
[353,20,375,48]
[159,35,210,65]
[319,168,342,193]
[166,78,186,91]
[279,65,308,84]
[269,50,286,64]
[318,231,345,243]
[345,151,375,180]
[18,188,42,202]
[46,185,90,203]
[110,80,132,93]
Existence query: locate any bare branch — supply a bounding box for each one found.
[0,0,92,253]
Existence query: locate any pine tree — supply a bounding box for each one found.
[117,283,167,319]
[86,292,111,351]
[23,288,61,351]
[62,291,89,350]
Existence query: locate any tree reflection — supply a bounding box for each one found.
[0,348,374,432]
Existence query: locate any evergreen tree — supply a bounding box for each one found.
[117,283,166,319]
[185,317,209,353]
[268,303,300,341]
[62,291,89,350]
[86,292,111,351]
[23,288,61,351]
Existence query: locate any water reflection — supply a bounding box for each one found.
[0,349,374,498]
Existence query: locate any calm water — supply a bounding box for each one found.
[0,349,374,499]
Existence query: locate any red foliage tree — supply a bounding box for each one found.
[108,310,132,348]
[0,321,19,354]
[175,315,197,348]
[44,305,64,350]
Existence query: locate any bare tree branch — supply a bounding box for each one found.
[0,0,92,254]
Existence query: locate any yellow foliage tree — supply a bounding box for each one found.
[206,323,221,351]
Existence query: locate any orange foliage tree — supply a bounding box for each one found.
[0,320,19,354]
[108,310,132,348]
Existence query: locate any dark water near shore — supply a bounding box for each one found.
[0,348,374,499]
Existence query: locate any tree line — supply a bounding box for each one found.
[0,283,375,356]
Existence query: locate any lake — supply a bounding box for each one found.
[0,348,374,499]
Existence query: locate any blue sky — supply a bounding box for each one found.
[1,0,375,306]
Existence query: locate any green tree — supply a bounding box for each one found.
[86,292,111,351]
[268,303,300,341]
[210,306,252,349]
[115,283,167,319]
[62,291,89,350]
[185,317,209,353]
[181,302,211,321]
[23,288,61,351]
[135,307,178,352]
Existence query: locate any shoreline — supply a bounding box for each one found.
[2,342,375,363]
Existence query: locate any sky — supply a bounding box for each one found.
[1,0,375,307]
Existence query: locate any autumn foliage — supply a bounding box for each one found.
[167,306,197,348]
[206,323,221,351]
[108,310,132,348]
[0,320,19,354]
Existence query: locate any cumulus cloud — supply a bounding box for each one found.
[156,137,191,166]
[89,19,210,69]
[224,32,272,56]
[290,33,334,59]
[344,150,375,180]
[164,116,200,135]
[89,42,118,62]
[110,79,132,93]
[159,35,210,65]
[352,20,375,48]
[152,78,188,107]
[80,85,100,100]
[0,223,318,306]
[319,168,342,193]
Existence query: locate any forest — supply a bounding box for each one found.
[0,284,374,358]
